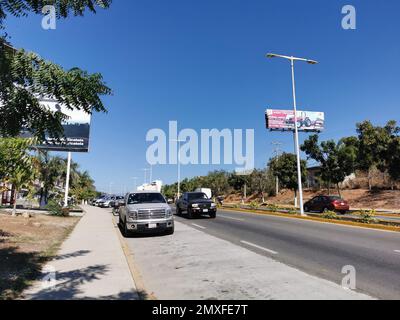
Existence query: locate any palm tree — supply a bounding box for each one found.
[36,151,65,208]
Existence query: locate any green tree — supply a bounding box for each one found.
[70,170,96,204]
[0,1,112,138]
[269,153,307,204]
[301,135,357,196]
[247,168,275,203]
[0,138,37,215]
[36,151,65,208]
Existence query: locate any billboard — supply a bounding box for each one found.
[265,109,325,132]
[20,98,92,152]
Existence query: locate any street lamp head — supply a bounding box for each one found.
[307,59,318,65]
[266,53,278,58]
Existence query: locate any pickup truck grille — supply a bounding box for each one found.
[137,208,166,220]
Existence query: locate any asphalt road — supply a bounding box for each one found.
[173,207,400,299]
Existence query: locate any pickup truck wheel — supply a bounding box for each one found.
[176,206,182,216]
[123,221,130,237]
[209,212,216,219]
[188,208,194,219]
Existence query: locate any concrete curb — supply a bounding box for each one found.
[221,207,400,233]
[111,215,156,300]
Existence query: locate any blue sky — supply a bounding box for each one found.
[4,0,400,193]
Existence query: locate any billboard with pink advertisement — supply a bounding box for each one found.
[265,109,325,132]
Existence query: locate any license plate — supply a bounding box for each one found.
[148,223,157,229]
[203,209,208,213]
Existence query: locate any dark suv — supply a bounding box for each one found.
[176,192,217,219]
[304,196,349,214]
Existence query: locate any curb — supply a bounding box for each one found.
[111,214,157,300]
[220,207,400,233]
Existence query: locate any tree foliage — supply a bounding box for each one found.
[0,1,112,138]
[268,153,307,193]
[301,135,357,195]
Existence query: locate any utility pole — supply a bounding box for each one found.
[142,168,149,184]
[271,141,282,196]
[170,139,185,199]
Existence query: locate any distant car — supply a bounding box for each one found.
[176,192,217,219]
[304,196,349,214]
[110,196,124,208]
[99,196,118,208]
[92,196,106,206]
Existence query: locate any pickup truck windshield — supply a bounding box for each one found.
[188,193,208,200]
[128,193,166,204]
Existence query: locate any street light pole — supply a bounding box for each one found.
[290,59,304,214]
[170,139,185,199]
[142,169,149,184]
[266,53,318,216]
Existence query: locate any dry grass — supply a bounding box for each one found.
[0,211,80,300]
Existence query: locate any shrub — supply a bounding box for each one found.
[358,210,378,224]
[46,200,69,217]
[249,201,260,210]
[321,211,339,220]
[267,204,278,212]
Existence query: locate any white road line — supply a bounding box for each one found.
[219,215,244,221]
[192,223,206,230]
[240,240,278,255]
[394,250,400,254]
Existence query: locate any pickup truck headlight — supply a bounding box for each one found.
[211,203,217,208]
[166,208,172,217]
[128,210,138,219]
[191,204,199,208]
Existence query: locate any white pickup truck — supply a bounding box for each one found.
[118,191,174,236]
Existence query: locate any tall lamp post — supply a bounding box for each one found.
[266,53,318,216]
[170,139,185,199]
[141,168,149,184]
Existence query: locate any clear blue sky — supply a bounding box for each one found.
[4,0,400,193]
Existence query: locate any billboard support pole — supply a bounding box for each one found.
[290,59,305,216]
[64,152,72,208]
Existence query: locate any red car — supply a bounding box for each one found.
[304,196,350,214]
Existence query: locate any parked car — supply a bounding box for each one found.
[110,196,124,208]
[119,191,174,236]
[98,196,116,208]
[176,192,217,219]
[92,196,106,206]
[304,196,349,214]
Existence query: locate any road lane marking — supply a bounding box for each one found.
[240,240,278,255]
[394,250,400,254]
[192,223,206,230]
[219,215,244,221]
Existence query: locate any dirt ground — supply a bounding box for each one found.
[0,212,80,300]
[225,189,400,210]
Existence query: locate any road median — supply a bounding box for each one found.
[221,205,400,232]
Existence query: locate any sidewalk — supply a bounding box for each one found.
[23,205,139,300]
